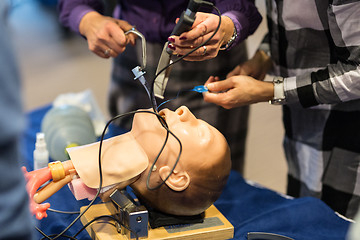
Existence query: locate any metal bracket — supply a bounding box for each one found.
[125,28,146,70]
[110,189,149,239]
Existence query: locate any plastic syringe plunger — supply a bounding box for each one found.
[34,132,49,170]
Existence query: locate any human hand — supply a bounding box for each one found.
[22,166,51,220]
[203,75,274,109]
[168,12,235,61]
[79,11,137,58]
[227,50,272,80]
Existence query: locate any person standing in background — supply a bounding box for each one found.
[57,0,262,173]
[0,1,35,239]
[203,0,360,219]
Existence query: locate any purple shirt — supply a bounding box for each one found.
[58,0,262,46]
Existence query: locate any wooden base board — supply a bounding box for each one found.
[80,202,233,240]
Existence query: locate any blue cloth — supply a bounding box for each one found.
[22,105,351,240]
[215,173,351,240]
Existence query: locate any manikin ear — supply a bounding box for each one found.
[158,166,190,191]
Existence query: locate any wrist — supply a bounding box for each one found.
[248,80,274,104]
[79,11,100,36]
[258,81,274,103]
[269,76,286,105]
[220,16,237,50]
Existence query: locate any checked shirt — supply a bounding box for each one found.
[265,0,360,218]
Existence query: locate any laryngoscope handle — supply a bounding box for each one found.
[166,0,204,54]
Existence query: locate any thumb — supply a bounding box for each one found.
[116,20,137,44]
[116,20,134,32]
[207,79,233,93]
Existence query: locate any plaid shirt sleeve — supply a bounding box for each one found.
[283,0,360,108]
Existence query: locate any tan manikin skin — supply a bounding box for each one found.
[23,106,231,219]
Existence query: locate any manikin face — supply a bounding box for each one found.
[130,106,229,170]
[130,106,231,215]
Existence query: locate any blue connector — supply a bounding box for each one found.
[191,85,208,93]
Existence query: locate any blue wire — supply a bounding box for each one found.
[156,85,208,111]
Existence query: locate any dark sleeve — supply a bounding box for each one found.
[213,0,262,44]
[58,0,104,33]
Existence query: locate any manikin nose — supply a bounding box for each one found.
[176,106,196,122]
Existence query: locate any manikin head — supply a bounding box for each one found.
[68,106,231,216]
[130,106,231,215]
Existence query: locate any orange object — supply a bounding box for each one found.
[48,161,65,181]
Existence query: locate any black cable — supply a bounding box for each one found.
[72,215,139,240]
[156,87,206,111]
[144,2,221,189]
[36,226,52,240]
[48,208,80,215]
[35,111,142,240]
[145,114,183,190]
[34,110,177,240]
[39,235,78,240]
[149,2,221,113]
[41,187,100,240]
[70,109,179,238]
[98,110,182,191]
[36,226,78,240]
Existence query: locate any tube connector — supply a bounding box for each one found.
[48,161,65,181]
